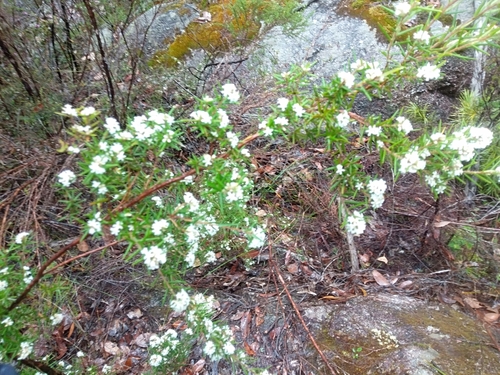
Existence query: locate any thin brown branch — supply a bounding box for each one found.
[269,243,339,375]
[45,240,120,275]
[7,236,83,311]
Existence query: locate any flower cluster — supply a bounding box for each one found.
[346,211,366,236]
[367,179,387,209]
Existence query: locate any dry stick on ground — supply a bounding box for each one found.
[8,132,262,312]
[268,243,339,375]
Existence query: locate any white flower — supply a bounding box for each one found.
[366,126,382,136]
[413,30,431,44]
[449,160,464,176]
[149,354,163,367]
[205,251,217,263]
[110,221,123,236]
[336,110,351,128]
[89,155,108,175]
[217,109,230,128]
[226,131,239,148]
[149,334,162,348]
[80,106,96,116]
[277,98,289,111]
[346,211,366,236]
[259,121,273,136]
[104,117,121,134]
[400,149,427,173]
[141,246,167,270]
[221,83,240,102]
[430,132,446,144]
[102,364,112,374]
[62,104,78,117]
[2,317,13,326]
[201,154,215,166]
[76,351,85,357]
[151,196,164,207]
[204,340,217,357]
[67,146,80,154]
[223,341,236,355]
[148,109,172,125]
[15,232,30,244]
[241,148,251,157]
[18,342,33,360]
[91,181,108,195]
[365,62,384,81]
[50,313,64,325]
[72,124,92,135]
[367,178,387,209]
[183,175,194,185]
[351,59,368,71]
[58,170,76,187]
[275,117,289,126]
[88,212,102,235]
[336,165,344,175]
[162,129,175,143]
[338,71,355,88]
[0,267,8,274]
[184,192,200,212]
[396,116,413,134]
[170,289,190,313]
[191,110,212,124]
[417,63,440,81]
[0,280,8,291]
[225,182,244,202]
[109,143,125,161]
[248,226,266,248]
[292,103,305,117]
[394,1,411,16]
[152,219,169,236]
[23,267,33,284]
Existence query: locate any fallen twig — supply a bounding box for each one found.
[269,242,339,375]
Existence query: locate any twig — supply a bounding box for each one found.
[8,236,83,311]
[269,243,339,375]
[45,240,120,274]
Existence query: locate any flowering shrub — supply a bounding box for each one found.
[1,0,500,373]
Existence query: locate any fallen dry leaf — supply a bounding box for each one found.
[287,263,299,274]
[131,333,149,348]
[372,270,391,286]
[77,240,90,252]
[104,341,121,355]
[464,297,482,309]
[359,253,371,263]
[377,256,388,264]
[243,341,256,356]
[434,221,452,228]
[126,308,143,319]
[398,280,413,289]
[483,313,500,324]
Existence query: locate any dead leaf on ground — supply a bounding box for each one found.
[398,280,413,289]
[483,313,500,324]
[372,270,391,286]
[434,221,452,228]
[104,341,121,355]
[377,256,388,264]
[287,262,299,274]
[77,240,90,252]
[244,341,256,356]
[127,308,143,319]
[131,333,149,348]
[359,253,371,263]
[231,310,245,321]
[464,297,482,309]
[240,311,252,339]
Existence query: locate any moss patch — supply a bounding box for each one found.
[149,0,295,68]
[338,0,397,41]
